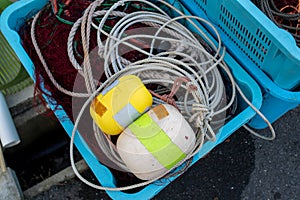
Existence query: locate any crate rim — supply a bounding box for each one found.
[238,0,300,58]
[179,0,300,101]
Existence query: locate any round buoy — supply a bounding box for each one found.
[90,75,153,135]
[117,104,196,180]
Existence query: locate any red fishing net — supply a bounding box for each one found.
[20,0,158,188]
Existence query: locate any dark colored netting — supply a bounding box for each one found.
[20,0,151,118]
[20,0,237,189]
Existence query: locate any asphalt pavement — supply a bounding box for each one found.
[28,106,300,200]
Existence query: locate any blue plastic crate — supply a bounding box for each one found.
[180,0,300,129]
[0,0,262,199]
[181,0,300,91]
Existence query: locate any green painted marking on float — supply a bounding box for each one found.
[129,113,186,170]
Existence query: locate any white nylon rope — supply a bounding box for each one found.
[30,0,276,191]
[31,11,91,97]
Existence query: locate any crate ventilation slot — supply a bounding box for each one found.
[218,4,272,67]
[192,0,207,14]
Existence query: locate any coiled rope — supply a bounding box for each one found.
[30,0,276,191]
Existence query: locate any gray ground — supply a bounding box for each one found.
[28,106,300,200]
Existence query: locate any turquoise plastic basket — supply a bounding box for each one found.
[0,0,262,199]
[0,0,33,95]
[180,0,300,129]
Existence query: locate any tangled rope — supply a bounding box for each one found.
[30,0,276,191]
[252,0,300,46]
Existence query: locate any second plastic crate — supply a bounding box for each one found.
[180,0,300,129]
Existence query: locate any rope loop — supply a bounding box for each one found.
[30,0,276,191]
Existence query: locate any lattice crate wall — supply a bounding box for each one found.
[180,0,300,129]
